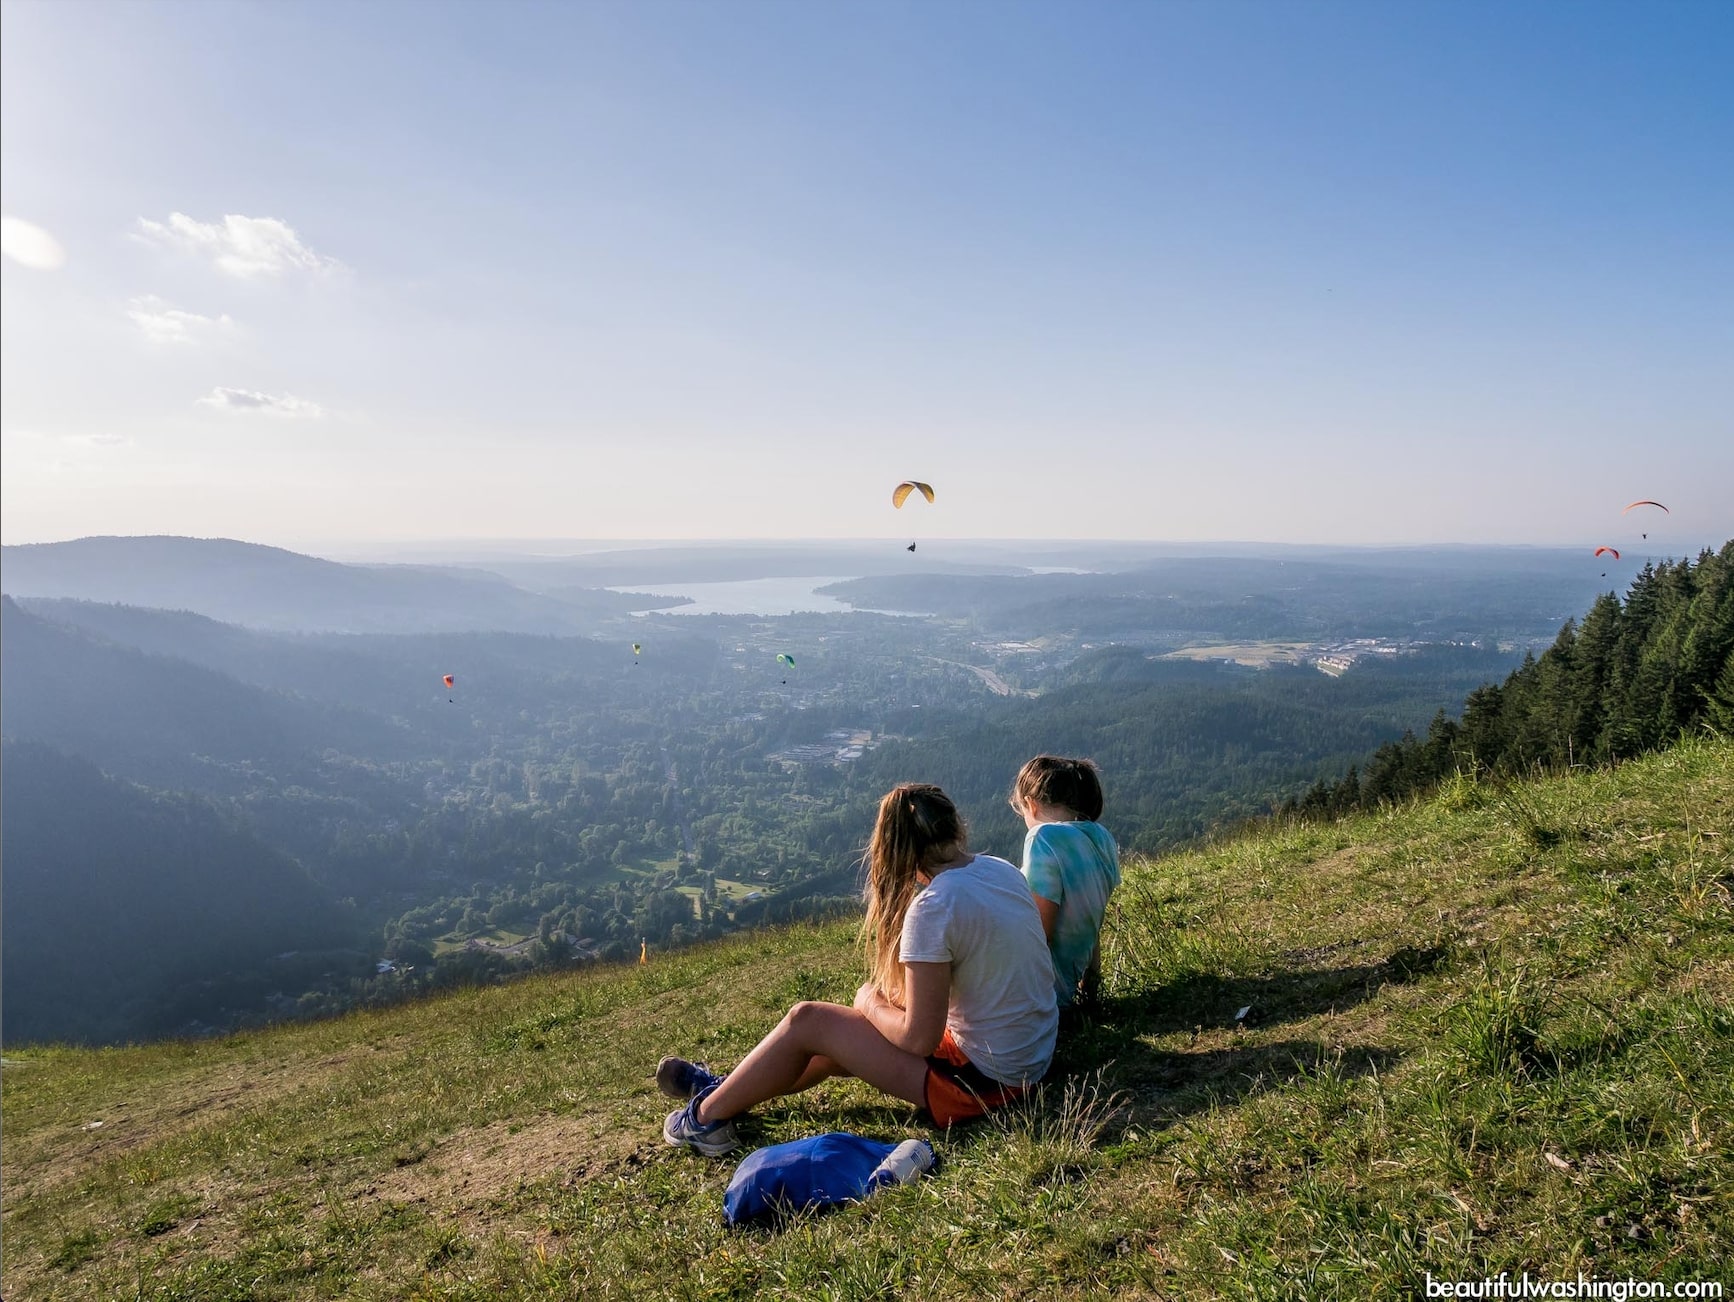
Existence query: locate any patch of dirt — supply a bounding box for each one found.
[1673,955,1734,998]
[115,1109,657,1268]
[1274,939,1361,967]
[369,1110,653,1216]
[4,1050,361,1200]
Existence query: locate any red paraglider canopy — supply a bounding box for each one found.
[442,674,455,689]
[1594,547,1620,560]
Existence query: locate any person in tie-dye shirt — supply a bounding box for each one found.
[1012,755,1120,1008]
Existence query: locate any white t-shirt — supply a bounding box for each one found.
[899,853,1058,1087]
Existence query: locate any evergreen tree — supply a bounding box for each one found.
[1323,541,1733,815]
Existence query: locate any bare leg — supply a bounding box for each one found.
[791,1054,847,1092]
[698,1002,928,1124]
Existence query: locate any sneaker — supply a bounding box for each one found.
[655,1056,723,1100]
[663,1093,741,1157]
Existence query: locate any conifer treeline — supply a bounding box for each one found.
[1288,541,1734,816]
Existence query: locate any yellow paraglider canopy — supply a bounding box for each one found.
[892,481,935,509]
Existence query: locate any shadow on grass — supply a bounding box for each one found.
[1042,943,1449,1123]
[1082,1037,1401,1129]
[712,946,1446,1156]
[1084,942,1448,1046]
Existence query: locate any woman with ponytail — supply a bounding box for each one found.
[658,783,1058,1155]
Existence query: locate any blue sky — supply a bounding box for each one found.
[3,0,1729,551]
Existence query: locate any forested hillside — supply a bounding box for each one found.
[824,548,1605,643]
[0,598,421,790]
[1292,542,1734,814]
[0,742,354,1045]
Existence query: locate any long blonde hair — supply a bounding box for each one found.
[861,783,966,1004]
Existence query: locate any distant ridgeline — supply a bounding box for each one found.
[1288,542,1734,816]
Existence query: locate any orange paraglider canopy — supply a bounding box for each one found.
[1622,500,1669,514]
[1594,547,1620,560]
[442,674,455,688]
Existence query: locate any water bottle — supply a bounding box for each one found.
[866,1138,936,1193]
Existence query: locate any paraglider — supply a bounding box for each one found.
[777,652,795,684]
[893,481,933,552]
[442,673,455,702]
[632,642,642,666]
[1623,500,1669,540]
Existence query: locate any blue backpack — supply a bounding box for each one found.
[723,1133,936,1227]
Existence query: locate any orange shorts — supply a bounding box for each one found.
[923,1029,1031,1127]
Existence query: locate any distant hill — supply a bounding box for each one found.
[821,551,1614,643]
[0,596,418,791]
[11,597,408,705]
[0,536,639,633]
[0,741,355,1045]
[462,544,1028,591]
[9,595,684,719]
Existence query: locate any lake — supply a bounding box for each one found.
[608,576,926,618]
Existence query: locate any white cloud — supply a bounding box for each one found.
[135,212,339,278]
[127,295,236,345]
[1,214,67,270]
[197,387,325,419]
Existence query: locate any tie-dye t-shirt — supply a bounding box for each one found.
[1021,821,1120,1006]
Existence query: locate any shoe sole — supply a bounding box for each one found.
[655,1056,718,1100]
[662,1109,741,1157]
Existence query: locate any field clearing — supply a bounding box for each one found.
[430,927,533,957]
[674,877,761,906]
[1162,641,1319,667]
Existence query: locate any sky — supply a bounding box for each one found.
[2,0,1730,552]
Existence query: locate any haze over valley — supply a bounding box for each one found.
[1,532,1666,1044]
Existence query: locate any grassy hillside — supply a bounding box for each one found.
[3,739,1729,1300]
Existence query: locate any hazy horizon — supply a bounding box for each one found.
[4,533,1712,566]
